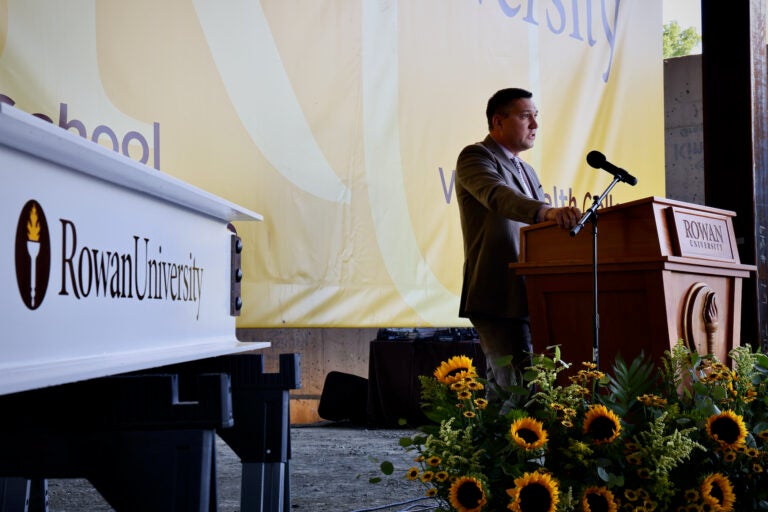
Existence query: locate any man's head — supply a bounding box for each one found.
[486,88,538,155]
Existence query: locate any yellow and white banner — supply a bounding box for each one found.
[0,0,664,327]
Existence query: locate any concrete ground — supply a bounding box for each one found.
[46,424,432,512]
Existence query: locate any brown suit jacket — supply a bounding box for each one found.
[456,135,547,319]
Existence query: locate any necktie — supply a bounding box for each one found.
[512,157,534,197]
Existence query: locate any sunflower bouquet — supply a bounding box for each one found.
[386,342,768,512]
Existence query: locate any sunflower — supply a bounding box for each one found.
[705,411,747,449]
[406,467,419,480]
[434,356,478,385]
[700,473,736,511]
[451,381,468,392]
[426,488,438,497]
[581,486,619,512]
[576,367,605,382]
[435,471,450,482]
[510,417,548,451]
[448,476,487,512]
[637,394,668,408]
[466,380,484,391]
[427,456,441,467]
[641,498,659,509]
[506,471,559,512]
[624,489,639,502]
[582,405,621,445]
[474,398,489,410]
[683,489,700,502]
[458,390,473,400]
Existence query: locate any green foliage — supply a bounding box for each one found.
[663,21,701,58]
[624,412,704,508]
[602,353,656,418]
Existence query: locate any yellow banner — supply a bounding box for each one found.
[0,0,664,327]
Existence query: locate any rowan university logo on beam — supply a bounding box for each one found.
[15,200,51,309]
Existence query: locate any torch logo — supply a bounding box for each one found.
[15,200,51,309]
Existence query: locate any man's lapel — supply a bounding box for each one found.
[483,136,528,192]
[518,159,543,200]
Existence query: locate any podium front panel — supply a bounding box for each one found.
[515,196,754,369]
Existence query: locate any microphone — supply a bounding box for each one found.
[586,150,638,186]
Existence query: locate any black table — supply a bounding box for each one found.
[366,340,486,427]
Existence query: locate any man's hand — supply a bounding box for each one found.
[543,206,582,230]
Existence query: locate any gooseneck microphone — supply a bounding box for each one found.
[586,150,638,186]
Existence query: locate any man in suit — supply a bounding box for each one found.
[456,88,582,390]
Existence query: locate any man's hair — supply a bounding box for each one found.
[486,88,533,130]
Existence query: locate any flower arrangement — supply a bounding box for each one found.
[384,342,768,511]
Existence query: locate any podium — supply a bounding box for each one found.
[511,196,755,368]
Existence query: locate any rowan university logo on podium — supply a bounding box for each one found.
[15,200,51,309]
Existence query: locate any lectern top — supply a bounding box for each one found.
[518,196,749,267]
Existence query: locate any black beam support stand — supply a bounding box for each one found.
[0,372,232,512]
[0,353,300,512]
[163,353,301,512]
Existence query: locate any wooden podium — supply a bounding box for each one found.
[511,196,755,368]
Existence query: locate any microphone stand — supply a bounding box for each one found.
[569,176,622,369]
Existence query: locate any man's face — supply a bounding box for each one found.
[490,98,539,155]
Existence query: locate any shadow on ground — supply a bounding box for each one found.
[46,424,432,512]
